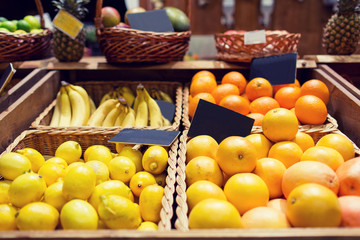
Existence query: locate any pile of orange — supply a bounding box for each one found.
[188,70,330,126]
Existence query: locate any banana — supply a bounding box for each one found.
[158,90,174,103]
[117,86,135,107]
[58,86,72,127]
[66,85,87,126]
[133,95,140,113]
[99,91,112,106]
[121,107,136,127]
[89,97,96,115]
[49,91,61,127]
[102,103,121,127]
[87,99,119,126]
[134,86,149,127]
[143,87,163,127]
[114,99,129,126]
[69,84,90,125]
[162,116,172,127]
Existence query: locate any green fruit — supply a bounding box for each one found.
[0,17,8,22]
[24,15,41,30]
[1,21,17,32]
[17,20,31,32]
[0,28,10,33]
[164,7,190,32]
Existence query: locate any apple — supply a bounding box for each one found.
[101,6,121,28]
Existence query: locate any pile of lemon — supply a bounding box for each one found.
[0,141,169,231]
[0,15,43,34]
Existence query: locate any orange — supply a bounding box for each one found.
[215,136,257,176]
[301,146,344,171]
[267,198,287,216]
[191,70,216,82]
[316,133,355,161]
[219,95,250,115]
[185,156,223,187]
[211,83,240,104]
[254,158,287,199]
[291,131,315,152]
[241,92,249,101]
[262,108,298,142]
[190,75,217,97]
[241,206,290,228]
[249,96,280,115]
[300,79,330,105]
[272,79,301,93]
[336,157,360,196]
[286,183,341,227]
[221,71,247,94]
[268,141,303,168]
[245,77,273,101]
[224,173,269,215]
[247,113,264,126]
[245,134,273,159]
[274,86,301,109]
[186,135,218,163]
[188,92,215,119]
[338,196,360,227]
[281,161,339,198]
[295,95,327,125]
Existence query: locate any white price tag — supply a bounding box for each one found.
[244,30,266,45]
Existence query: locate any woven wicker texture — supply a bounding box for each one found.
[94,0,191,63]
[1,129,178,230]
[215,30,301,63]
[0,0,52,62]
[31,81,183,131]
[175,129,360,230]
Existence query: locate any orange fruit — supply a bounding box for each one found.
[190,74,217,97]
[267,198,287,216]
[316,133,355,161]
[191,70,216,82]
[186,135,218,163]
[224,173,269,214]
[241,206,290,228]
[301,146,344,171]
[249,97,280,115]
[294,95,327,125]
[274,86,301,109]
[221,71,247,94]
[185,156,223,187]
[247,113,264,126]
[262,108,298,142]
[245,134,273,159]
[272,79,301,93]
[268,141,303,168]
[241,92,249,101]
[188,92,215,119]
[254,158,287,199]
[336,157,360,196]
[215,136,257,176]
[281,161,339,199]
[338,195,360,227]
[211,83,240,104]
[219,95,250,115]
[291,131,315,152]
[300,79,330,105]
[245,77,273,101]
[286,183,341,227]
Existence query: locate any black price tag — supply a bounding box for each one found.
[127,9,174,32]
[157,100,175,122]
[0,63,16,95]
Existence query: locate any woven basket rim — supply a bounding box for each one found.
[215,30,301,38]
[99,26,192,37]
[0,28,52,38]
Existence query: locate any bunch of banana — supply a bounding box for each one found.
[50,83,94,127]
[99,86,135,107]
[150,88,173,103]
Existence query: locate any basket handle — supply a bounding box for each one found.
[34,0,46,29]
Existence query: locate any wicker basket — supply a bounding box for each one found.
[1,128,178,230]
[31,80,183,131]
[0,0,52,62]
[94,0,191,63]
[215,30,301,63]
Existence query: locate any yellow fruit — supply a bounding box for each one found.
[154,173,167,187]
[224,173,269,215]
[291,131,315,152]
[85,160,110,185]
[186,135,218,163]
[84,145,113,166]
[9,172,47,208]
[286,183,342,227]
[188,199,242,229]
[0,180,11,204]
[241,206,290,228]
[62,165,96,201]
[137,221,158,231]
[139,184,164,223]
[0,204,17,231]
[142,146,169,175]
[118,146,143,172]
[185,156,223,187]
[186,180,227,210]
[245,134,273,159]
[109,156,136,183]
[65,162,85,174]
[60,199,98,230]
[115,143,126,154]
[301,146,344,171]
[44,180,67,212]
[55,141,82,164]
[38,162,65,186]
[98,194,141,229]
[268,141,303,168]
[129,171,157,197]
[16,202,59,230]
[0,152,31,180]
[16,148,45,173]
[267,198,287,215]
[316,133,355,161]
[46,157,68,169]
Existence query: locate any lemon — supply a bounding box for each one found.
[89,180,133,211]
[16,202,59,230]
[85,160,110,185]
[44,180,67,212]
[98,194,141,229]
[0,152,32,180]
[60,199,98,230]
[137,221,158,231]
[55,141,82,164]
[65,162,85,174]
[108,156,136,183]
[16,19,31,32]
[13,29,27,34]
[9,172,47,208]
[0,204,17,230]
[98,219,108,229]
[62,165,96,201]
[84,145,113,166]
[46,157,68,169]
[1,21,16,32]
[154,173,167,187]
[0,180,11,204]
[142,146,168,175]
[130,171,157,197]
[115,143,126,154]
[139,184,164,223]
[24,15,41,29]
[30,29,43,34]
[38,162,65,186]
[16,148,45,173]
[118,146,143,172]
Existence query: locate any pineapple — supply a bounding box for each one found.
[52,0,90,62]
[323,0,360,55]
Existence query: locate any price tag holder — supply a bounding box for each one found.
[0,63,16,96]
[156,100,175,122]
[127,9,174,32]
[53,9,84,39]
[188,99,254,143]
[244,30,266,45]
